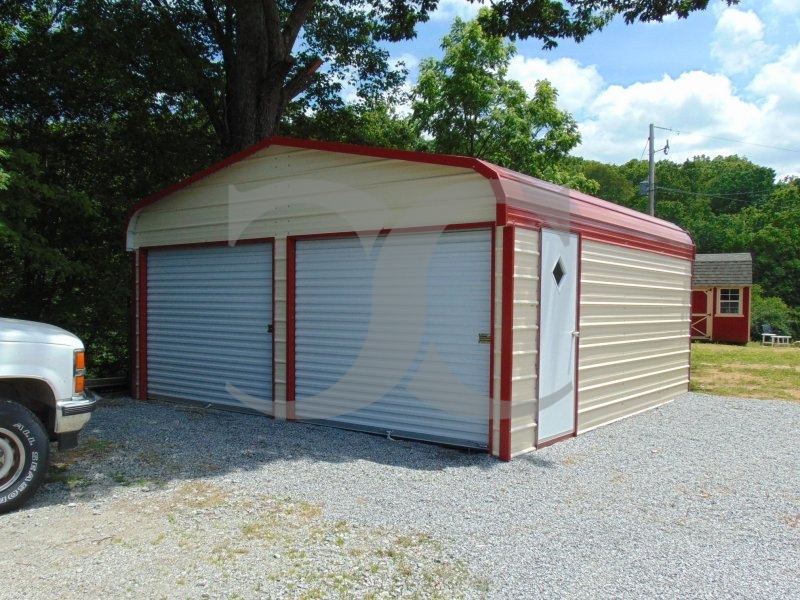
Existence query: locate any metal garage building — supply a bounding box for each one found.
[126,137,694,460]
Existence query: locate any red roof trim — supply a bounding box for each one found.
[493,165,694,260]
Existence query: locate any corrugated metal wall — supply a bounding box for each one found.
[577,240,691,431]
[147,244,273,412]
[129,146,496,249]
[131,144,498,425]
[294,230,491,447]
[509,227,540,456]
[273,237,289,419]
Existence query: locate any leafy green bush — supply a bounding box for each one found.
[750,284,800,340]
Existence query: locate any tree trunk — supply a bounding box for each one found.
[220,1,321,156]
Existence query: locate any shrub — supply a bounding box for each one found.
[750,284,800,339]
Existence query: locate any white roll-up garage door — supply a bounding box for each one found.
[147,243,273,412]
[295,229,491,447]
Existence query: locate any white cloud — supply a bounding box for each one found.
[711,9,775,75]
[749,43,800,108]
[767,0,800,15]
[746,44,800,158]
[507,56,605,114]
[429,0,481,22]
[576,72,754,161]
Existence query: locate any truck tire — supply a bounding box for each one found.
[0,400,50,514]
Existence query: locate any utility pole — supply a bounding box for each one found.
[646,123,669,217]
[648,123,656,216]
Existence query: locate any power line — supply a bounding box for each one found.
[655,185,773,202]
[639,138,649,161]
[655,127,800,155]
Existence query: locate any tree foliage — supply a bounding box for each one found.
[1,1,218,375]
[4,0,735,157]
[411,12,591,189]
[751,285,799,339]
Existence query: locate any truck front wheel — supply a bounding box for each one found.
[0,400,50,514]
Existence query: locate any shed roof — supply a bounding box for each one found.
[693,253,753,286]
[126,136,694,259]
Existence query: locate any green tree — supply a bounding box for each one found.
[2,0,731,157]
[735,181,800,307]
[411,12,589,188]
[750,285,799,339]
[682,155,775,214]
[1,4,218,375]
[581,160,637,205]
[282,100,420,150]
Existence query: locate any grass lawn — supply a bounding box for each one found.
[691,341,800,402]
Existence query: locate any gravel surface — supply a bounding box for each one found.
[2,392,798,599]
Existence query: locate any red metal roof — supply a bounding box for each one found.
[127,136,694,260]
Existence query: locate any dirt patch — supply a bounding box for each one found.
[692,367,800,401]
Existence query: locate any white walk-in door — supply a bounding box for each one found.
[147,244,273,412]
[538,229,579,442]
[294,229,491,447]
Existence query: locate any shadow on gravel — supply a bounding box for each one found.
[33,396,562,509]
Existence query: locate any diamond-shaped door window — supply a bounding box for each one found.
[552,258,566,287]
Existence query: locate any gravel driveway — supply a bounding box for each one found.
[2,393,798,599]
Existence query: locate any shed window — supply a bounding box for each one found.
[718,288,741,315]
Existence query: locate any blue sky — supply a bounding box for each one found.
[387,0,800,179]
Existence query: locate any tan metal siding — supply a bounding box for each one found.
[510,228,540,456]
[273,236,287,419]
[578,240,691,432]
[129,146,496,249]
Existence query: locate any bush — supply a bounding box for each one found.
[750,284,800,340]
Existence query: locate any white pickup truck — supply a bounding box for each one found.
[0,318,97,513]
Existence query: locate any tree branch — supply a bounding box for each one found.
[201,0,233,66]
[149,0,225,144]
[283,0,316,50]
[282,57,323,101]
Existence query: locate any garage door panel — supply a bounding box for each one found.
[295,230,490,447]
[147,244,273,411]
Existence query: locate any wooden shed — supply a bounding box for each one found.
[126,137,694,460]
[691,253,753,344]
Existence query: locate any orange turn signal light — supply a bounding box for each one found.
[74,350,86,394]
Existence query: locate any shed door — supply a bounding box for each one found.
[691,289,712,339]
[147,244,273,412]
[538,229,579,443]
[294,229,491,447]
